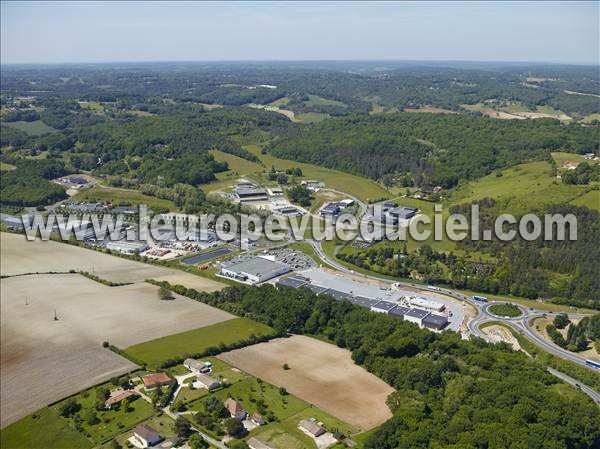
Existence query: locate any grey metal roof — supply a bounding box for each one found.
[371,300,397,311]
[223,257,291,278]
[349,296,380,308]
[404,308,430,319]
[277,276,309,288]
[389,305,411,317]
[306,284,329,295]
[423,313,449,327]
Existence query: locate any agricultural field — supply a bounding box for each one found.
[0,271,232,427]
[217,335,394,431]
[1,120,57,136]
[0,232,225,290]
[123,317,274,369]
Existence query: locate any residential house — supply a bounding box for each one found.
[251,412,266,426]
[184,358,211,374]
[141,372,172,389]
[247,437,277,449]
[298,419,325,438]
[104,390,139,409]
[193,373,221,391]
[224,398,247,420]
[133,424,163,448]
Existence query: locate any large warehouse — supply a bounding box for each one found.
[219,256,291,284]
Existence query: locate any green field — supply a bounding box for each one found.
[570,189,600,210]
[209,149,264,178]
[75,186,177,212]
[0,161,16,170]
[0,407,92,449]
[449,161,591,214]
[123,318,274,368]
[244,144,390,202]
[2,120,56,136]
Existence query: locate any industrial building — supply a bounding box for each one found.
[106,240,149,254]
[220,256,291,284]
[389,305,411,318]
[422,313,450,331]
[407,296,446,312]
[276,275,309,289]
[235,184,269,202]
[403,308,431,326]
[320,202,341,217]
[370,300,398,314]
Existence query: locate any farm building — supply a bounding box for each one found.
[184,358,211,374]
[422,313,449,331]
[193,373,221,390]
[407,296,445,312]
[106,240,149,255]
[219,256,291,284]
[268,187,283,196]
[248,437,277,449]
[370,300,397,314]
[104,390,139,409]
[133,423,163,448]
[298,419,326,438]
[339,199,355,207]
[224,398,247,420]
[141,372,172,389]
[403,308,431,326]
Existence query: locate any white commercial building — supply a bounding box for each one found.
[407,296,446,312]
[220,257,291,284]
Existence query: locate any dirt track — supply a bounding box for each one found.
[218,335,394,431]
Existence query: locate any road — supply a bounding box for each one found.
[307,239,600,405]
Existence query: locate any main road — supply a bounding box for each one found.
[307,239,600,404]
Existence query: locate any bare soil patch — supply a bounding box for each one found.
[217,335,394,431]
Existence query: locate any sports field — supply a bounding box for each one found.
[218,335,394,431]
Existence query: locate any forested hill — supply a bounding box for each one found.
[267,113,599,187]
[168,283,600,449]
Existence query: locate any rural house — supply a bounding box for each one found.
[298,419,326,438]
[224,398,247,420]
[133,423,163,448]
[251,412,266,426]
[193,373,221,390]
[184,358,211,374]
[104,390,139,409]
[141,372,173,389]
[247,437,277,449]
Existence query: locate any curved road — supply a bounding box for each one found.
[307,240,600,405]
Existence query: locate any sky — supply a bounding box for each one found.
[1,1,598,65]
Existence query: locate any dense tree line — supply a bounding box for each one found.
[163,283,600,449]
[0,159,69,206]
[267,113,598,187]
[562,161,600,185]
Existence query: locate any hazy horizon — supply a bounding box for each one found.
[2,1,598,66]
